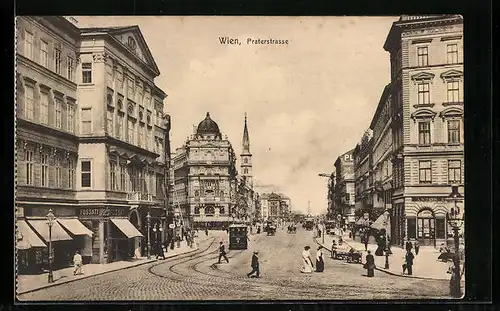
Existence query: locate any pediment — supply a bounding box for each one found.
[411,108,437,121]
[440,69,463,80]
[440,107,463,118]
[411,72,435,81]
[110,27,160,76]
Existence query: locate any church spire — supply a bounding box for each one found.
[242,112,250,153]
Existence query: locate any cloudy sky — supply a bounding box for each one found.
[75,16,397,215]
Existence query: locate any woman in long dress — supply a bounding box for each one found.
[300,246,314,273]
[315,246,324,272]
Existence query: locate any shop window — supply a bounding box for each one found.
[407,218,416,239]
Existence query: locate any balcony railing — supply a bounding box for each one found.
[127,191,153,202]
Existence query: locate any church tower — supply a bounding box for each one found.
[240,113,253,188]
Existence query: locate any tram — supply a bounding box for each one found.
[228,224,249,250]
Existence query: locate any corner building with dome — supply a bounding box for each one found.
[172,113,239,230]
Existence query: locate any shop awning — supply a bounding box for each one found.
[57,218,93,236]
[16,220,46,249]
[110,218,144,238]
[26,219,73,242]
[370,211,391,231]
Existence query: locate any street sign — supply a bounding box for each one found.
[169,224,175,229]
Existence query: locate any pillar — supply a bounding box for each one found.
[99,220,105,264]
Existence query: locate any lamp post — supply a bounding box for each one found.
[146,212,151,259]
[384,214,390,269]
[447,185,464,298]
[46,209,55,283]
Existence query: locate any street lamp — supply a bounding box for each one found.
[383,212,390,269]
[447,185,464,298]
[46,208,55,283]
[146,212,151,259]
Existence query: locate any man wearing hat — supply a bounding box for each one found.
[247,251,260,278]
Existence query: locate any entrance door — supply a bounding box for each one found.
[417,210,435,246]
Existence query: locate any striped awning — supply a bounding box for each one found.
[26,218,73,242]
[57,218,93,236]
[16,220,46,249]
[370,211,391,231]
[110,218,143,238]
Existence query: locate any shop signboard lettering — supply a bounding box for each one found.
[79,208,127,217]
[411,197,445,202]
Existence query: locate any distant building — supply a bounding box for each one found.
[260,192,291,222]
[334,149,356,225]
[172,113,238,230]
[384,15,464,246]
[353,129,374,220]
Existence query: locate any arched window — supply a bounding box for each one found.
[205,205,215,215]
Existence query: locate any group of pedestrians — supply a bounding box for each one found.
[300,245,325,273]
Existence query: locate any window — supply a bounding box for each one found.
[418,160,432,183]
[68,158,75,189]
[244,158,248,164]
[41,153,49,187]
[418,121,431,145]
[24,84,35,120]
[127,119,135,144]
[81,108,92,134]
[116,113,123,139]
[417,46,428,67]
[447,44,458,64]
[55,155,62,188]
[55,98,62,129]
[448,160,461,183]
[446,81,460,103]
[24,31,33,59]
[82,63,92,83]
[54,47,62,74]
[110,162,117,190]
[120,164,126,191]
[448,120,461,143]
[436,218,446,239]
[40,92,49,124]
[407,218,417,239]
[25,149,34,185]
[106,109,114,135]
[40,40,49,67]
[244,168,248,174]
[81,160,92,188]
[417,83,430,105]
[67,105,75,133]
[67,56,74,81]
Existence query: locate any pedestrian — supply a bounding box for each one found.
[205,227,209,236]
[331,240,337,259]
[364,250,375,277]
[156,241,165,259]
[405,240,413,252]
[162,238,169,254]
[73,250,83,275]
[315,246,324,272]
[218,241,229,264]
[300,246,314,273]
[364,235,369,251]
[247,251,260,278]
[405,249,415,275]
[414,240,420,255]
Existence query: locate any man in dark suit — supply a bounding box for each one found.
[247,251,260,278]
[405,249,415,275]
[405,240,413,252]
[218,241,229,264]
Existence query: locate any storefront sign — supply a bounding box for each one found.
[411,197,446,202]
[79,207,128,218]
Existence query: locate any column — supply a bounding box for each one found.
[99,220,105,264]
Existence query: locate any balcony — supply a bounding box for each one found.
[127,191,153,203]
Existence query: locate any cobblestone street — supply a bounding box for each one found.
[18,228,451,301]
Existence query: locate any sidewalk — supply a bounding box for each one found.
[17,237,207,295]
[316,233,462,281]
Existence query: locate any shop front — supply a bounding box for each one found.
[16,219,47,274]
[404,197,448,247]
[78,206,143,264]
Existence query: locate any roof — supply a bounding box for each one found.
[196,112,222,138]
[80,25,161,77]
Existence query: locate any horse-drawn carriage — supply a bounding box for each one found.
[331,242,362,264]
[264,221,276,236]
[287,224,297,234]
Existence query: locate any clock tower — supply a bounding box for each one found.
[240,113,253,189]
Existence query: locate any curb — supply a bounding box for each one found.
[313,238,447,281]
[17,246,200,296]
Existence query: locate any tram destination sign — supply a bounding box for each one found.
[79,207,128,217]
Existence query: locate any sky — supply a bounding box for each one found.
[75,16,397,216]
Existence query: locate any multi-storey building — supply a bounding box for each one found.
[353,129,374,220]
[384,15,464,246]
[369,85,393,226]
[334,149,356,225]
[172,113,238,230]
[15,17,171,271]
[259,193,291,223]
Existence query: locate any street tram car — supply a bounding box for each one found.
[324,220,336,235]
[303,218,314,231]
[287,223,297,234]
[228,224,249,250]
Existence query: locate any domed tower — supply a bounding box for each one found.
[196,112,222,140]
[240,113,253,188]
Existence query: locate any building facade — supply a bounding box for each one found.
[334,150,356,225]
[384,15,464,246]
[260,193,291,223]
[172,113,238,230]
[353,130,374,220]
[15,17,171,271]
